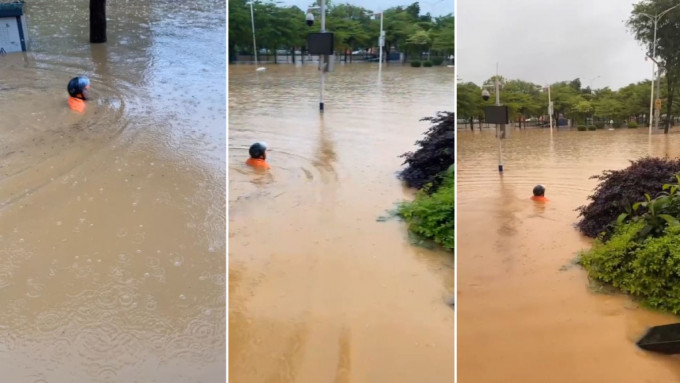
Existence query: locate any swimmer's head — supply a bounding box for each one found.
[249,142,267,159]
[533,184,545,197]
[67,76,91,100]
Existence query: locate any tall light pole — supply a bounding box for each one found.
[307,0,327,111]
[248,1,266,71]
[640,4,680,135]
[482,69,504,172]
[366,10,384,76]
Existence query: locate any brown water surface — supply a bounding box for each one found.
[229,64,454,382]
[0,1,225,381]
[458,128,680,383]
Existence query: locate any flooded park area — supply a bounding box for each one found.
[0,0,225,381]
[458,128,680,382]
[229,63,454,382]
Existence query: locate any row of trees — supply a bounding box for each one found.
[457,76,670,129]
[460,0,680,134]
[228,0,454,63]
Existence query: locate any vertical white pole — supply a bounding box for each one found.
[319,0,326,111]
[250,2,258,67]
[548,85,553,132]
[649,18,657,135]
[496,65,503,173]
[379,11,383,76]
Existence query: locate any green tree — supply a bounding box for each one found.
[457,81,482,130]
[629,0,680,133]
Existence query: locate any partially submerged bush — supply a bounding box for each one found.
[628,121,638,128]
[423,61,433,67]
[613,120,622,129]
[432,57,444,66]
[587,125,596,131]
[576,157,680,238]
[595,122,605,129]
[577,125,587,131]
[399,170,454,250]
[580,222,680,314]
[411,60,422,67]
[399,111,455,190]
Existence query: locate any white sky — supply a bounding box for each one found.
[458,0,653,90]
[272,0,454,17]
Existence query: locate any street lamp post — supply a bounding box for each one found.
[307,0,327,111]
[378,11,384,75]
[482,71,504,172]
[366,10,384,76]
[640,4,680,135]
[248,1,266,71]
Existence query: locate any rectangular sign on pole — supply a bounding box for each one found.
[307,32,334,55]
[484,106,509,124]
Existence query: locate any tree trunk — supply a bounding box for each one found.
[469,117,473,131]
[291,47,295,64]
[90,0,107,43]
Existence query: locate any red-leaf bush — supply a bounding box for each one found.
[399,111,454,191]
[576,157,680,238]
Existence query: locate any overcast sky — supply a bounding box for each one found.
[458,0,653,90]
[273,0,454,17]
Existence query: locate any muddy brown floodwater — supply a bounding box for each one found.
[229,64,454,382]
[0,1,225,382]
[458,128,680,383]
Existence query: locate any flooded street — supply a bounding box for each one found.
[229,64,454,382]
[0,1,225,382]
[458,128,680,382]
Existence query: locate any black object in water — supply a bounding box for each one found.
[637,323,680,354]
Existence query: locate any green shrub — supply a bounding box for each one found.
[628,121,638,128]
[613,120,622,129]
[398,171,454,251]
[577,125,587,131]
[587,125,596,131]
[411,60,422,67]
[423,61,433,67]
[432,57,444,66]
[580,222,680,314]
[595,122,605,129]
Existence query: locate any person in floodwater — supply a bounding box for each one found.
[67,76,90,114]
[246,142,270,169]
[531,184,548,202]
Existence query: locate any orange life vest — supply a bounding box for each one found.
[246,158,270,169]
[68,97,86,114]
[531,196,548,202]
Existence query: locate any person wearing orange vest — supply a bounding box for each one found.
[531,184,548,202]
[246,142,270,169]
[67,76,90,114]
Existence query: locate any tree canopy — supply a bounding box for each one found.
[228,1,453,61]
[456,75,669,129]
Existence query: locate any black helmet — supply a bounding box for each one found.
[67,76,90,99]
[249,142,267,158]
[533,184,545,196]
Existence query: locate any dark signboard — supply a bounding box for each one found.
[307,32,334,55]
[484,106,509,124]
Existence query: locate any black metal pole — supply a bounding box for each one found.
[90,0,107,43]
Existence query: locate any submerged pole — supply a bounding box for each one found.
[90,0,107,43]
[496,67,503,173]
